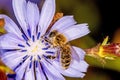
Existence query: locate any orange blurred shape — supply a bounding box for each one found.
[0,69,7,80]
[47,12,63,32]
[0,18,5,27]
[112,28,120,43]
[0,60,15,74]
[50,12,63,27]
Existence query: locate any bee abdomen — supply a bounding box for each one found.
[61,53,71,69]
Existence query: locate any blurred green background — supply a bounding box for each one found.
[0,0,120,80]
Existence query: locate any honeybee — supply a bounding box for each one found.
[47,30,73,69]
[48,30,67,47]
[59,44,72,69]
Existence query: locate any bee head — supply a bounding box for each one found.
[49,30,58,37]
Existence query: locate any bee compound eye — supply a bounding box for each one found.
[49,32,55,37]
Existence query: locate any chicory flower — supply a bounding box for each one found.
[0,0,89,80]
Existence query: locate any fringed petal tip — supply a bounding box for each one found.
[71,46,89,72]
[72,46,86,60]
[52,61,87,78]
[59,23,90,41]
[51,16,77,31]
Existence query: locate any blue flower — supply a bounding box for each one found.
[0,0,90,80]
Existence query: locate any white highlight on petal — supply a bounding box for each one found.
[0,14,22,38]
[71,47,80,62]
[24,61,35,80]
[42,59,65,80]
[52,61,85,78]
[1,51,25,69]
[15,58,30,80]
[71,60,89,73]
[0,34,24,49]
[63,67,85,78]
[40,61,55,80]
[59,23,90,41]
[35,61,46,80]
[12,0,28,33]
[38,0,55,36]
[51,16,77,31]
[72,46,86,60]
[70,46,89,72]
[27,1,40,35]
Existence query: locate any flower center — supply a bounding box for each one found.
[31,45,38,53]
[18,36,55,60]
[26,40,45,55]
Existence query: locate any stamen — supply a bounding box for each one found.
[37,32,41,40]
[42,48,48,50]
[14,57,27,71]
[23,55,28,59]
[29,61,32,69]
[45,43,49,46]
[13,63,21,71]
[40,62,48,80]
[43,55,47,59]
[30,56,33,61]
[45,51,54,54]
[37,55,41,60]
[32,35,35,42]
[35,60,38,68]
[2,49,19,52]
[41,40,44,43]
[22,34,28,41]
[27,29,31,38]
[23,71,26,79]
[18,44,25,47]
[21,50,27,52]
[44,36,47,39]
[26,42,30,47]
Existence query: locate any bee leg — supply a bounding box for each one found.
[45,55,56,60]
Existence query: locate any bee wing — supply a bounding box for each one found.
[70,46,80,62]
